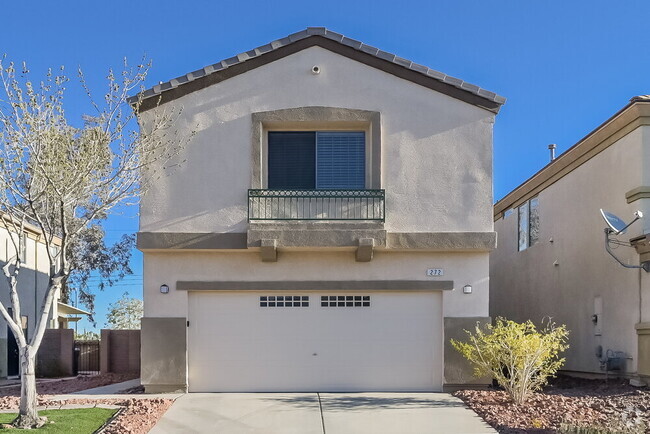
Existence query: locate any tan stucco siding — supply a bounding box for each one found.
[143,250,489,319]
[139,46,495,235]
[491,126,650,374]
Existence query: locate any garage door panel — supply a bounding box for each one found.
[188,292,441,392]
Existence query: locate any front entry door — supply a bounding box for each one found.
[6,309,26,377]
[7,327,19,377]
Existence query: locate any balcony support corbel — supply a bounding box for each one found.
[260,239,278,262]
[356,238,375,262]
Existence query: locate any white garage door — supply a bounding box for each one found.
[188,291,442,392]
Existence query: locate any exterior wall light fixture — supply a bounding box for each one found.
[462,284,472,294]
[160,284,170,294]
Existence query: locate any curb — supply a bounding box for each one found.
[0,403,122,413]
[94,406,125,434]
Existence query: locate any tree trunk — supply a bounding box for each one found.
[13,346,46,429]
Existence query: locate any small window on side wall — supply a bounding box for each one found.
[518,197,539,251]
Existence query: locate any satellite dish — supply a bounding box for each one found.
[600,209,631,234]
[600,209,648,272]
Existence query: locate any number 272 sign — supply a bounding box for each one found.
[426,269,444,276]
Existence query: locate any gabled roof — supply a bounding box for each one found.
[131,27,506,113]
[493,96,650,220]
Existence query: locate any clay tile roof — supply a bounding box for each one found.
[130,27,506,113]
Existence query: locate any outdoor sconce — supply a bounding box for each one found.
[160,284,169,294]
[462,284,473,294]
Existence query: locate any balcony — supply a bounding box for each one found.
[248,189,385,222]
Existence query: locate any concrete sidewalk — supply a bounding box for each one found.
[49,379,184,400]
[70,378,141,395]
[149,393,496,434]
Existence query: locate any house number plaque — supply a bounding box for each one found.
[426,268,444,276]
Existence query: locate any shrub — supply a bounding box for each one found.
[451,317,569,405]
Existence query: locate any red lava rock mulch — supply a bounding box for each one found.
[454,376,650,433]
[0,373,138,396]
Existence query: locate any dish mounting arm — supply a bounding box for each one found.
[604,229,650,272]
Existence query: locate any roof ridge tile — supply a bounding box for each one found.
[130,27,506,109]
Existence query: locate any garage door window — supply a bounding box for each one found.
[321,295,370,307]
[260,295,309,307]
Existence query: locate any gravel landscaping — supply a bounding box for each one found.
[0,397,172,433]
[455,376,650,433]
[0,375,174,432]
[0,373,138,396]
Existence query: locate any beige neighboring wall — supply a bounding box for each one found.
[0,225,57,342]
[139,45,495,235]
[491,109,650,376]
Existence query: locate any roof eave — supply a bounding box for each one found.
[494,99,650,219]
[129,28,505,114]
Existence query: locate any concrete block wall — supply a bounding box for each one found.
[36,329,73,377]
[100,329,141,374]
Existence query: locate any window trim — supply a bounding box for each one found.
[518,197,539,251]
[251,107,381,189]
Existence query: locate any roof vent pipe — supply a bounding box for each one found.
[548,144,557,162]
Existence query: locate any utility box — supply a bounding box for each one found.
[594,296,602,336]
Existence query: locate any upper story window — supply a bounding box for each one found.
[268,131,365,189]
[18,232,27,264]
[518,197,539,251]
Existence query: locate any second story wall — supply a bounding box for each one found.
[491,122,650,374]
[140,46,496,235]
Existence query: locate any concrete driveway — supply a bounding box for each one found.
[149,393,496,434]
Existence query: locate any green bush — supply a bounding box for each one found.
[451,317,569,405]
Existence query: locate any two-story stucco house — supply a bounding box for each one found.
[0,219,88,378]
[134,28,505,393]
[491,96,650,384]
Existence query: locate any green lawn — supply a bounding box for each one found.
[0,408,117,433]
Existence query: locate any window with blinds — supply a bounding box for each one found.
[267,131,365,189]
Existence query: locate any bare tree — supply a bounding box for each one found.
[0,57,187,428]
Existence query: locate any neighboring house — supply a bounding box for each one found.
[134,28,505,393]
[0,218,88,378]
[491,96,650,383]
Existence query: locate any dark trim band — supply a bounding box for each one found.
[387,232,497,251]
[137,232,247,250]
[138,231,495,251]
[626,186,650,204]
[176,280,454,291]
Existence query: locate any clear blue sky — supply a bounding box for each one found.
[2,1,648,330]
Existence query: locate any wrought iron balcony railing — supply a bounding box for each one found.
[248,189,385,222]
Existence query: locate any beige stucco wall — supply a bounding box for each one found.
[139,44,497,390]
[491,125,650,375]
[144,250,489,319]
[139,46,495,235]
